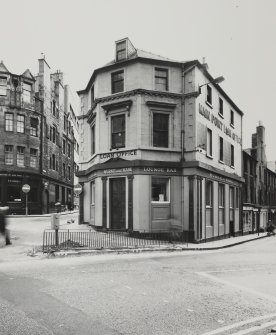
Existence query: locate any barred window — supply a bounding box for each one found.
[5,113,13,131]
[30,148,38,168]
[17,146,25,167]
[17,115,25,133]
[4,145,13,165]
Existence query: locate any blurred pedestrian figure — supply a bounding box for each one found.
[0,206,11,246]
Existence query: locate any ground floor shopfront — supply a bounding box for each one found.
[242,205,275,234]
[78,160,244,243]
[0,172,73,214]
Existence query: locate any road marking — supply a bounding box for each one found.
[230,320,276,334]
[201,314,276,335]
[196,271,276,303]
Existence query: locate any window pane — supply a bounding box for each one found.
[5,113,13,131]
[152,178,170,202]
[111,115,125,148]
[153,113,169,147]
[17,115,25,133]
[155,68,168,91]
[206,180,213,207]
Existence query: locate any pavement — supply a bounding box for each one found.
[0,212,271,262]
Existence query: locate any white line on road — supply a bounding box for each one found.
[230,320,276,334]
[201,314,276,335]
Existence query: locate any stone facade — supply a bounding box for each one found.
[77,38,244,242]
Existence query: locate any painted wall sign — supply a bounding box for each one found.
[100,150,137,160]
[199,104,241,145]
[143,167,178,173]
[103,168,133,174]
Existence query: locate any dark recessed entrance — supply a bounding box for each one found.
[110,178,126,230]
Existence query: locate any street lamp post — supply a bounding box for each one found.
[198,76,225,94]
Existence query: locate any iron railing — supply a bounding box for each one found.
[42,229,188,252]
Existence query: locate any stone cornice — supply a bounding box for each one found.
[78,89,182,120]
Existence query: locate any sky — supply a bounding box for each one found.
[1,0,276,160]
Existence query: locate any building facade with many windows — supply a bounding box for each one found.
[77,38,244,242]
[0,59,75,214]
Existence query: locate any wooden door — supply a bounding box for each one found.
[110,178,126,230]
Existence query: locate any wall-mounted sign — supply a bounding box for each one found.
[199,104,241,145]
[103,168,132,174]
[100,149,137,160]
[143,167,178,173]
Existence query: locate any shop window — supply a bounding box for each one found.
[219,136,224,162]
[229,187,234,209]
[17,114,25,133]
[219,98,223,117]
[111,114,125,149]
[152,177,170,202]
[30,118,38,137]
[90,181,95,205]
[0,77,7,96]
[111,70,124,94]
[30,148,38,168]
[116,40,127,61]
[4,145,13,165]
[207,128,212,157]
[23,82,32,103]
[205,180,213,207]
[7,185,21,202]
[29,187,38,202]
[153,113,169,148]
[231,144,234,167]
[207,85,212,105]
[17,146,25,167]
[230,110,234,126]
[218,183,225,225]
[155,68,168,91]
[235,188,239,208]
[5,113,13,131]
[218,184,225,207]
[91,124,95,155]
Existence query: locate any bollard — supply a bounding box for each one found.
[51,214,60,247]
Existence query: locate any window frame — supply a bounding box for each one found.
[91,124,95,155]
[205,180,213,208]
[219,97,224,117]
[206,85,212,105]
[207,128,213,157]
[30,148,38,168]
[116,40,127,61]
[17,146,25,167]
[111,114,126,149]
[154,67,169,92]
[4,145,13,165]
[30,117,38,137]
[152,112,169,148]
[5,113,14,132]
[219,136,224,162]
[17,114,25,133]
[230,110,234,127]
[0,76,7,96]
[231,144,235,167]
[111,70,124,94]
[218,183,225,208]
[151,177,170,203]
[22,82,32,103]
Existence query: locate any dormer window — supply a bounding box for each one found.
[116,40,127,61]
[0,77,7,96]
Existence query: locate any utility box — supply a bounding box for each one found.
[51,213,60,230]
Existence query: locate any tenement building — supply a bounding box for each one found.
[243,122,276,233]
[77,38,244,242]
[0,59,75,214]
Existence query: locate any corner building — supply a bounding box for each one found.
[77,38,244,242]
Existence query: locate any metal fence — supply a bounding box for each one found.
[42,229,188,253]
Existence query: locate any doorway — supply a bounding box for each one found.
[110,178,126,230]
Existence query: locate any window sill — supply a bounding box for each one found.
[151,201,170,204]
[205,101,213,109]
[230,123,235,129]
[206,154,213,159]
[230,165,235,169]
[219,160,225,165]
[206,206,213,209]
[218,113,224,119]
